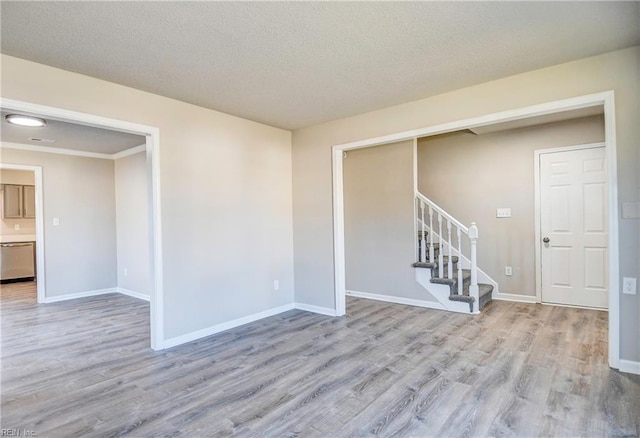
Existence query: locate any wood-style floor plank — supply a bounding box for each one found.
[1,281,639,437]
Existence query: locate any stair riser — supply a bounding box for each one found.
[416,243,443,263]
[479,293,492,309]
[431,269,470,290]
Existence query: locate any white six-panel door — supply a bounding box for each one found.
[539,146,608,309]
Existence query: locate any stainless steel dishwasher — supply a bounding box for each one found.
[0,242,35,282]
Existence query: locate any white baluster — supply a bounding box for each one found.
[447,220,453,279]
[469,222,479,313]
[428,207,434,262]
[420,200,426,263]
[416,198,419,260]
[438,213,443,278]
[457,227,463,295]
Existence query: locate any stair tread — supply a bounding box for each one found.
[479,283,494,297]
[447,283,494,300]
[448,294,475,303]
[412,261,437,269]
[429,269,471,284]
[412,255,459,268]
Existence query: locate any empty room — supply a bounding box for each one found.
[1,2,639,437]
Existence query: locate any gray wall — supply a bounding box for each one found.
[344,140,437,302]
[0,168,36,237]
[115,151,151,297]
[1,47,638,362]
[0,148,117,296]
[292,47,639,362]
[418,115,605,297]
[1,54,295,342]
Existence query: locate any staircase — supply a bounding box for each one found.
[413,192,497,314]
[412,242,494,313]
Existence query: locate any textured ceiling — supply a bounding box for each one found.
[1,2,638,130]
[1,111,145,154]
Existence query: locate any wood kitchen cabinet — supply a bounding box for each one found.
[2,184,35,219]
[3,184,23,218]
[22,185,36,218]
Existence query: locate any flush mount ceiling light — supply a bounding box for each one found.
[5,114,47,127]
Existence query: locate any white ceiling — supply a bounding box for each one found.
[1,2,638,131]
[1,110,145,155]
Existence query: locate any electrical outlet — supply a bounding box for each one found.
[14,224,20,231]
[52,217,60,226]
[124,268,128,277]
[273,280,279,290]
[505,266,513,276]
[622,277,637,295]
[496,208,511,218]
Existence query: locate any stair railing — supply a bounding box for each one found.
[416,192,479,309]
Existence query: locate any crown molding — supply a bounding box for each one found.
[0,141,146,160]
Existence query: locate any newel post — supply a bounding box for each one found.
[457,227,463,295]
[469,222,480,313]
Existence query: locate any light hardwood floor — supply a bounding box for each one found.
[1,281,639,437]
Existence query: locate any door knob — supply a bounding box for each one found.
[543,237,550,243]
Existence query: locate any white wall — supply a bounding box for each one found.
[0,147,117,296]
[0,168,35,238]
[344,140,438,302]
[292,47,639,362]
[1,54,295,342]
[417,115,605,297]
[115,151,150,298]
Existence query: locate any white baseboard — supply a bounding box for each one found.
[493,292,537,303]
[117,287,150,302]
[618,359,640,375]
[346,290,445,310]
[162,303,295,349]
[294,302,337,316]
[43,287,118,303]
[540,301,608,312]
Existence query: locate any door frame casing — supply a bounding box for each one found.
[534,142,607,309]
[332,91,620,369]
[0,163,44,301]
[0,98,165,351]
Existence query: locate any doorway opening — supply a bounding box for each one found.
[0,99,164,350]
[0,166,40,291]
[332,91,620,369]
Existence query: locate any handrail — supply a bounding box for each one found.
[415,192,468,235]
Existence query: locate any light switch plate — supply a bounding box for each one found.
[622,202,640,219]
[14,224,20,231]
[622,277,637,295]
[497,208,511,218]
[53,217,60,226]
